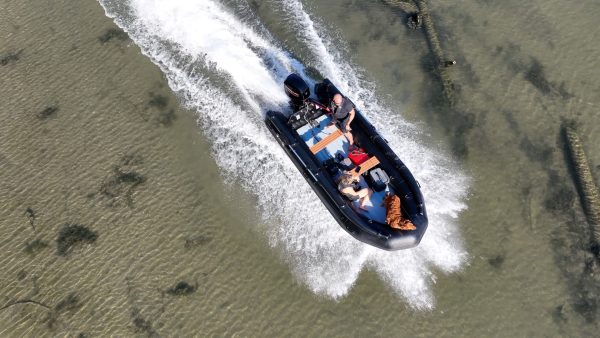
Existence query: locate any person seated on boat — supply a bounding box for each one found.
[328,93,356,146]
[338,167,373,210]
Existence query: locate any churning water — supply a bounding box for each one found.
[98,0,469,309]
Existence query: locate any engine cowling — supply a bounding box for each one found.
[284,73,310,107]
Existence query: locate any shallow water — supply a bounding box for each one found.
[1,0,599,336]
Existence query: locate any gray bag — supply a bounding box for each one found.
[367,168,389,192]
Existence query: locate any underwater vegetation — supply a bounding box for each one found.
[98,28,129,44]
[147,92,177,126]
[25,207,36,230]
[24,239,49,255]
[184,235,212,249]
[131,308,159,337]
[0,49,23,66]
[46,293,83,330]
[166,281,197,296]
[97,154,146,207]
[524,59,572,100]
[37,105,59,120]
[56,224,98,256]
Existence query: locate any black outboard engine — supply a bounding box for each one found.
[284,73,310,109]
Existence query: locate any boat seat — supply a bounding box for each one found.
[357,156,380,175]
[310,129,344,154]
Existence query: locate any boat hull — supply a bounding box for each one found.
[265,106,428,250]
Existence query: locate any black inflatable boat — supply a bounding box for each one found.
[265,74,427,250]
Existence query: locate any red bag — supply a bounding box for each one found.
[348,148,370,165]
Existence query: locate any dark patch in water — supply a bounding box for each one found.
[544,182,574,213]
[249,0,261,11]
[101,167,146,203]
[572,294,597,323]
[54,293,81,312]
[0,49,23,66]
[591,242,600,259]
[25,207,36,231]
[37,106,58,119]
[524,59,551,94]
[519,136,553,164]
[98,154,146,207]
[146,93,177,126]
[157,109,176,126]
[184,235,212,249]
[131,308,159,337]
[523,58,573,100]
[488,255,505,268]
[17,270,27,280]
[56,224,98,256]
[98,28,129,44]
[148,93,168,109]
[46,293,82,330]
[501,110,521,134]
[166,281,197,296]
[552,304,568,323]
[24,239,49,255]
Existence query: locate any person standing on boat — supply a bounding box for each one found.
[329,93,356,146]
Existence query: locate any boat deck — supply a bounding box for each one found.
[296,115,393,223]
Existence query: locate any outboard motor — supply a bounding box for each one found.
[284,73,310,109]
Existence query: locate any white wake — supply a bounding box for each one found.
[98,0,469,309]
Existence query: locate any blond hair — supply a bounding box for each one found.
[339,172,356,185]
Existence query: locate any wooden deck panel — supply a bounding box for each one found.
[357,156,380,175]
[310,129,344,154]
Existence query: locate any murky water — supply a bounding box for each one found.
[1,0,599,336]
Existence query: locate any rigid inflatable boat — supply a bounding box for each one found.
[265,74,427,250]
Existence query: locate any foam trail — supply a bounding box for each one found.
[98,0,469,309]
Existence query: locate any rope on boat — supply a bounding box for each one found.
[383,0,456,106]
[563,125,600,245]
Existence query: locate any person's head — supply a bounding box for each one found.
[339,171,357,185]
[332,94,343,107]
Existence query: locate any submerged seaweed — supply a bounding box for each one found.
[524,59,573,100]
[98,28,129,44]
[24,239,49,255]
[46,293,82,330]
[157,109,176,126]
[37,105,58,119]
[184,235,212,249]
[148,93,168,109]
[0,49,23,66]
[56,224,98,256]
[54,293,81,312]
[25,207,36,230]
[166,281,197,296]
[488,255,505,268]
[131,308,159,337]
[99,154,146,207]
[146,93,177,126]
